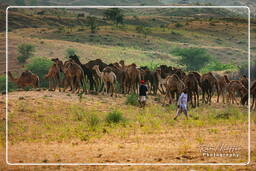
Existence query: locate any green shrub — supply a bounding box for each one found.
[25,57,53,88]
[0,75,17,92]
[17,44,35,63]
[172,47,212,71]
[65,48,77,59]
[105,110,125,124]
[201,61,238,73]
[125,93,139,106]
[175,23,183,28]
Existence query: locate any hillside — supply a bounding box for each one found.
[1,7,253,74]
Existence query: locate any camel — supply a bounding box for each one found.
[216,75,229,103]
[8,71,39,88]
[62,59,86,93]
[155,68,167,94]
[184,72,199,108]
[140,67,158,95]
[44,58,63,91]
[165,74,185,104]
[124,63,141,94]
[92,64,116,96]
[250,81,256,110]
[226,80,247,105]
[68,55,95,92]
[240,75,248,88]
[85,59,108,92]
[241,80,256,109]
[201,72,219,104]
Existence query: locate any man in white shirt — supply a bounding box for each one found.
[174,88,189,120]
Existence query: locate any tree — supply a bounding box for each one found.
[136,25,151,38]
[104,8,124,27]
[17,44,35,63]
[86,16,97,33]
[172,47,212,71]
[25,57,53,87]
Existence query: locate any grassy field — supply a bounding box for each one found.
[0,90,252,165]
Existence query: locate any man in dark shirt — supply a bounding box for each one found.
[138,80,148,108]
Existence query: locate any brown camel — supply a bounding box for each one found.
[165,74,185,104]
[240,75,248,88]
[184,72,199,108]
[63,59,85,93]
[201,72,219,104]
[216,75,229,103]
[155,68,167,94]
[226,80,247,105]
[8,71,39,88]
[44,58,63,91]
[124,63,141,94]
[92,64,116,96]
[250,81,256,110]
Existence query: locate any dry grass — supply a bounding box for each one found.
[0,90,251,166]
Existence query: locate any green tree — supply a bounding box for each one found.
[86,16,97,33]
[25,57,53,87]
[104,8,124,27]
[172,47,212,71]
[17,44,35,63]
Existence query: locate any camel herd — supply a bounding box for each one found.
[6,55,256,110]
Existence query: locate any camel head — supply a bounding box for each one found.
[119,60,125,67]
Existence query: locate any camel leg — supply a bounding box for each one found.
[196,91,199,107]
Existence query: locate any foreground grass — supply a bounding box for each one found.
[7,91,248,144]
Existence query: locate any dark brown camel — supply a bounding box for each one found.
[63,59,85,93]
[226,80,247,105]
[216,75,229,103]
[125,63,141,94]
[165,74,185,104]
[68,55,95,92]
[201,72,219,104]
[250,81,256,110]
[8,71,39,88]
[184,72,199,108]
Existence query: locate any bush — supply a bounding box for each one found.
[175,23,183,28]
[105,110,125,124]
[0,75,17,92]
[172,47,212,71]
[125,93,139,106]
[201,61,238,73]
[17,44,35,63]
[25,57,53,88]
[65,48,77,59]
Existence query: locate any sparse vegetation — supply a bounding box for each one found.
[17,43,35,63]
[125,93,139,106]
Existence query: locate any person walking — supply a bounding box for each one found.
[174,88,189,120]
[138,80,148,108]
